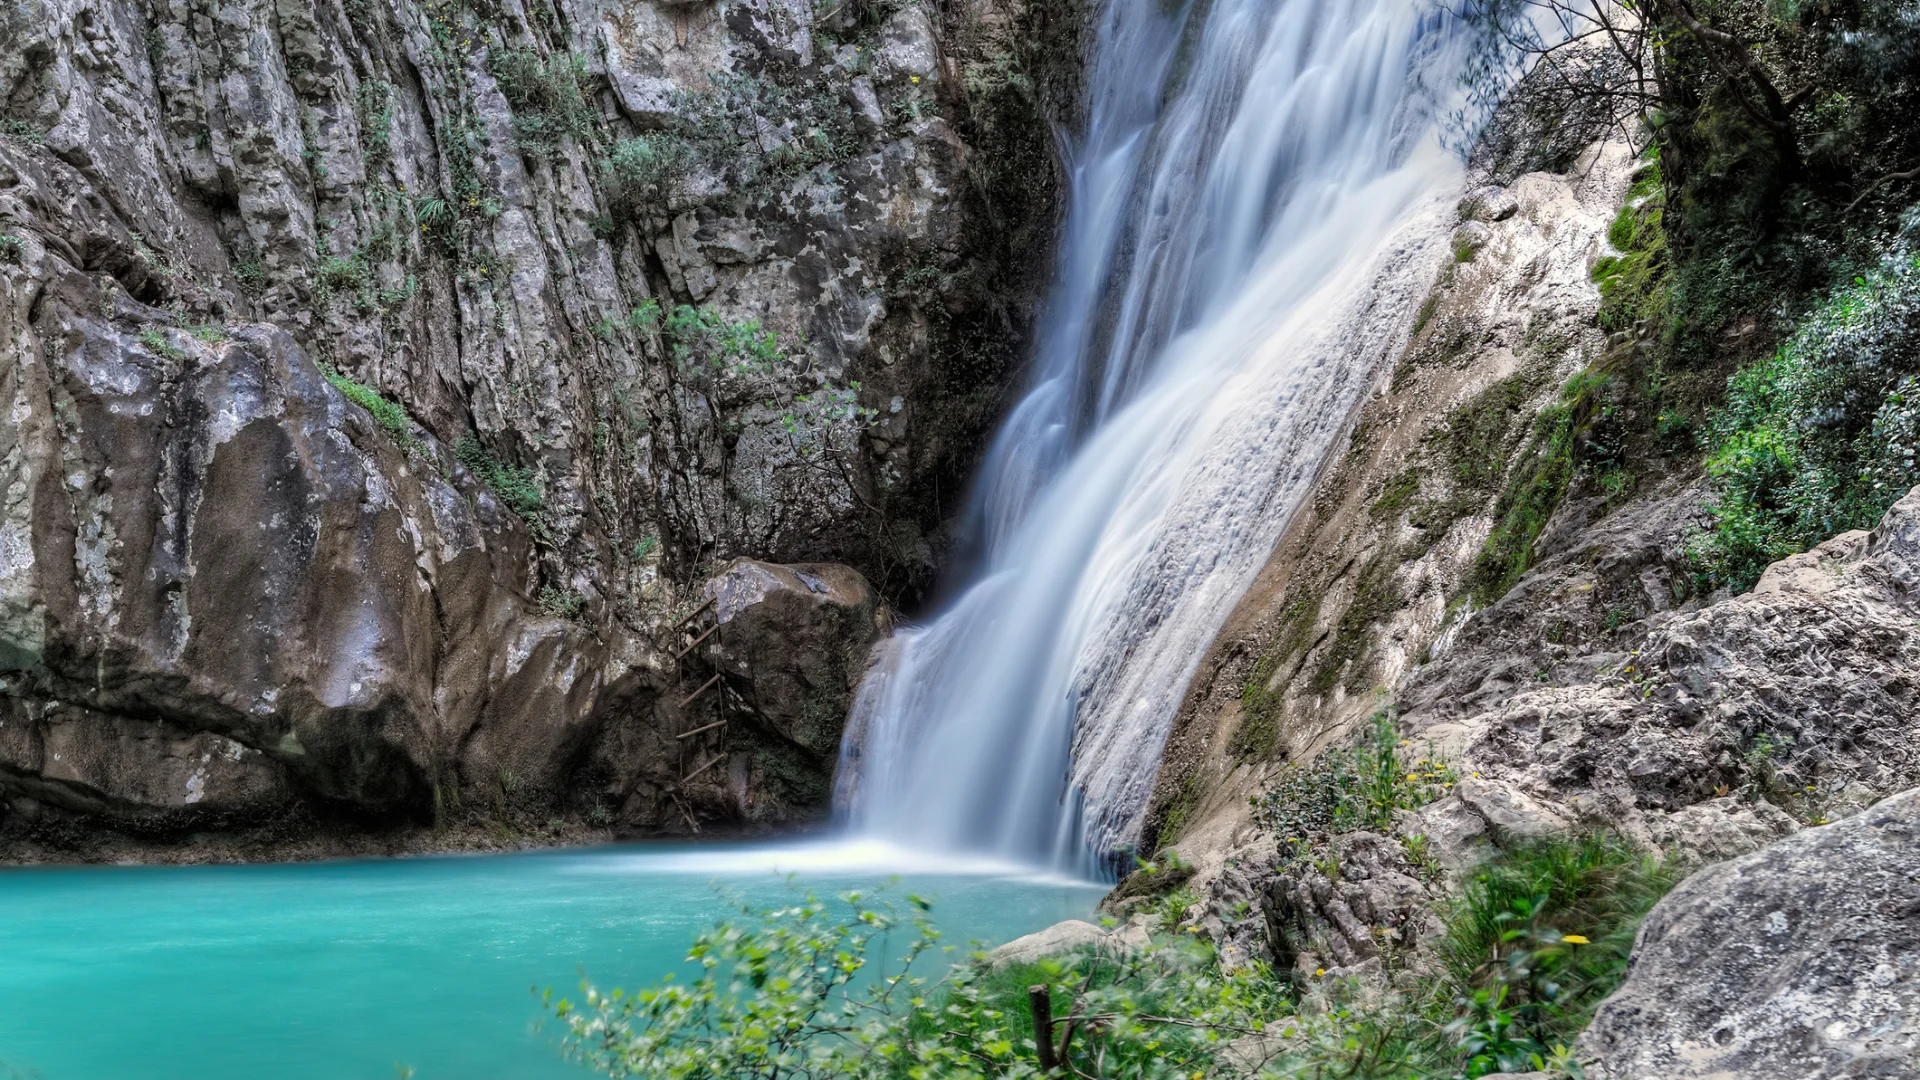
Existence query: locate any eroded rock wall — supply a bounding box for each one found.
[0,0,1080,857]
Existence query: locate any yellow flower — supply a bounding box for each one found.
[1561,934,1590,945]
[910,75,921,84]
[1314,967,1326,977]
[1471,771,1481,778]
[1405,774,1420,783]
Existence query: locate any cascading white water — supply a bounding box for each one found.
[838,0,1471,873]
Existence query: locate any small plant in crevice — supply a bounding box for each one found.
[455,433,547,532]
[137,327,186,362]
[490,47,596,159]
[0,231,23,265]
[537,585,586,620]
[318,362,419,452]
[1251,711,1456,844]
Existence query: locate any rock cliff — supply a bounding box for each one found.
[0,0,1080,858]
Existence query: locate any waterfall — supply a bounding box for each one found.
[837,0,1470,873]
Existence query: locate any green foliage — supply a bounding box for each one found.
[1251,712,1456,842]
[0,231,22,264]
[542,834,1674,1080]
[598,135,690,223]
[546,887,1283,1080]
[491,48,596,158]
[1590,162,1669,335]
[318,363,418,451]
[0,118,45,144]
[1689,238,1920,592]
[456,433,545,524]
[1433,834,1680,1072]
[597,72,861,224]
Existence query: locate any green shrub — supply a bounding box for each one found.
[540,831,1679,1080]
[545,887,1282,1080]
[1689,239,1920,592]
[0,231,23,264]
[598,135,689,223]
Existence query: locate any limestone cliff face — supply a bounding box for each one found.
[0,0,1078,856]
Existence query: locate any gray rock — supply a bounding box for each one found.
[985,919,1110,971]
[1458,184,1520,222]
[1580,788,1920,1078]
[1455,777,1573,843]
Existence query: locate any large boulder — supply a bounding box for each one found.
[680,560,887,816]
[1580,788,1920,1078]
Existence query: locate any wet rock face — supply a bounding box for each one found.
[0,0,1078,851]
[0,266,649,835]
[1579,788,1920,1078]
[702,559,888,762]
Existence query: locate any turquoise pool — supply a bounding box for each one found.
[0,840,1105,1079]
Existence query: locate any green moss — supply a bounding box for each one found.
[1467,370,1612,605]
[752,745,831,809]
[1229,593,1322,762]
[1591,160,1670,334]
[1406,370,1545,548]
[1370,467,1423,519]
[1309,548,1403,695]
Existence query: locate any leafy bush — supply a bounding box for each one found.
[1690,236,1920,592]
[542,831,1678,1080]
[598,136,690,223]
[545,888,1282,1080]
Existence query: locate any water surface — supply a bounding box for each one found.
[0,842,1104,1079]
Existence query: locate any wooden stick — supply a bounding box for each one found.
[675,717,727,740]
[681,753,725,783]
[672,596,715,629]
[670,792,699,834]
[1028,986,1056,1072]
[677,673,722,709]
[675,621,718,660]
